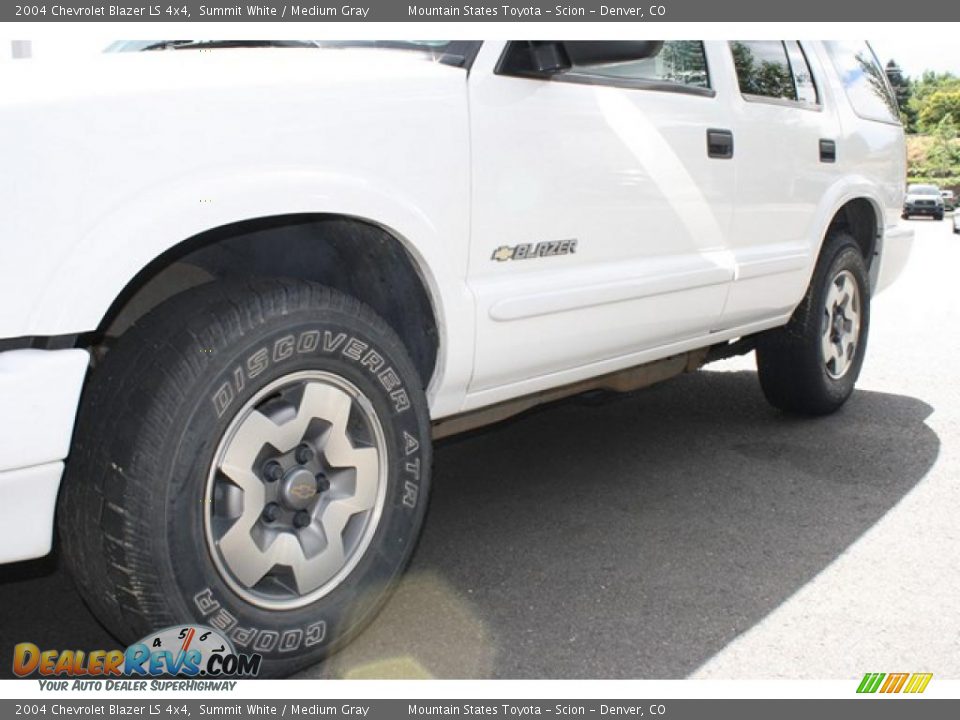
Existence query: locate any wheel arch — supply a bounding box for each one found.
[813,185,887,294]
[96,213,443,390]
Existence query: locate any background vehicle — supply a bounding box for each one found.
[0,40,913,676]
[941,189,956,211]
[902,183,945,219]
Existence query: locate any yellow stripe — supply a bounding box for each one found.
[915,673,933,694]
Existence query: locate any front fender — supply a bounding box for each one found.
[21,169,474,417]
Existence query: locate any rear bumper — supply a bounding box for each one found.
[0,348,89,563]
[874,224,914,295]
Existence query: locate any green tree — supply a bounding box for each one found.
[926,114,960,179]
[885,59,916,130]
[918,91,960,132]
[908,71,960,130]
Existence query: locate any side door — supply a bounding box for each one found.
[465,40,737,406]
[717,41,843,329]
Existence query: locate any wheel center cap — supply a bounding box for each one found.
[279,466,317,510]
[832,309,845,338]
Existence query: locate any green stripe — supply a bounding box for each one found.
[856,673,885,693]
[856,673,874,693]
[868,673,886,693]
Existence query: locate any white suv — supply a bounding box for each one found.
[0,40,912,676]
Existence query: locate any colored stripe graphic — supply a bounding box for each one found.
[857,672,932,694]
[903,673,933,694]
[857,673,885,693]
[880,673,909,693]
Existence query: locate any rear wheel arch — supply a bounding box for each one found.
[825,197,880,265]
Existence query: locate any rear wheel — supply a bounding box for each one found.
[756,232,870,415]
[58,279,432,677]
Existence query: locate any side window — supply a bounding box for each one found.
[730,41,797,101]
[569,41,711,90]
[824,41,900,124]
[785,41,818,104]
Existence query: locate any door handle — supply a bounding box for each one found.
[820,139,837,163]
[707,128,734,159]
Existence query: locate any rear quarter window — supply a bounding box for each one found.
[824,41,900,124]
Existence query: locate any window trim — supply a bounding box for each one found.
[740,93,823,112]
[495,41,717,99]
[729,40,823,112]
[785,40,820,106]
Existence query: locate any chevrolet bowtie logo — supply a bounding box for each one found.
[491,246,515,262]
[289,484,316,500]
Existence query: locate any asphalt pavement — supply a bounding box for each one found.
[1,218,956,680]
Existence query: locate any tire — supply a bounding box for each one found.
[58,278,432,677]
[901,213,909,220]
[935,214,944,221]
[755,231,870,415]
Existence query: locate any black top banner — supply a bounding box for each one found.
[1,0,945,22]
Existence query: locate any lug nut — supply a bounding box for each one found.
[293,511,311,529]
[295,443,314,465]
[263,461,283,483]
[316,473,330,493]
[262,503,281,523]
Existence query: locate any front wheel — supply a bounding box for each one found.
[755,231,870,415]
[58,279,432,677]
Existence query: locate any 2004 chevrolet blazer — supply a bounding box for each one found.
[0,40,913,675]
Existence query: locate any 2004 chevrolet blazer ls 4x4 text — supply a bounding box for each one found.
[0,40,913,676]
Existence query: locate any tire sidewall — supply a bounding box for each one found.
[151,306,431,668]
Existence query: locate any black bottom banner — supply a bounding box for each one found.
[1,700,958,720]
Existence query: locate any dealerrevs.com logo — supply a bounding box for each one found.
[13,625,262,682]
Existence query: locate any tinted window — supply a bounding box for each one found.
[731,41,796,100]
[571,41,710,89]
[785,41,818,104]
[825,41,900,123]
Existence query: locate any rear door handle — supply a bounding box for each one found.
[707,129,734,159]
[820,139,837,163]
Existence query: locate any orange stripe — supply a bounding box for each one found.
[181,627,196,653]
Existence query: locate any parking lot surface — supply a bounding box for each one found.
[1,218,957,679]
